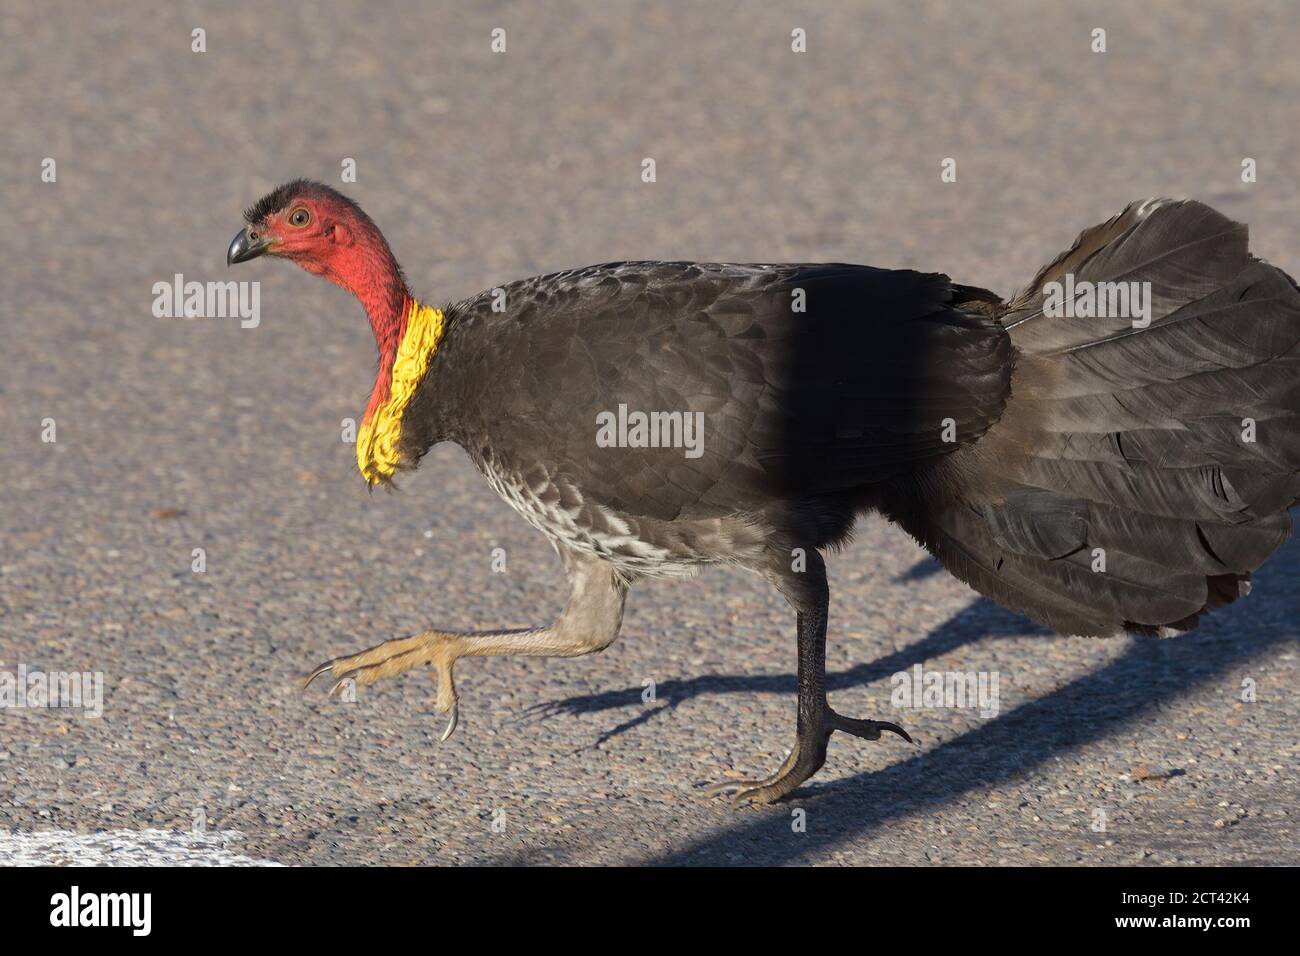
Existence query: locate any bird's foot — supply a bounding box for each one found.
[707,709,912,807]
[303,631,464,740]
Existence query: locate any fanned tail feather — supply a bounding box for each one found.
[900,199,1300,636]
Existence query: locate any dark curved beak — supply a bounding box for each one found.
[227,227,272,266]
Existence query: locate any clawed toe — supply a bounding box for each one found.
[703,778,766,804]
[703,778,748,797]
[438,701,458,741]
[300,632,464,741]
[705,747,804,805]
[704,772,807,807]
[303,659,336,690]
[829,713,914,744]
[706,710,912,807]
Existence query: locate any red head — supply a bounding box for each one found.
[229,180,417,422]
[229,180,411,330]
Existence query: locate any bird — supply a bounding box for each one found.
[228,181,1300,804]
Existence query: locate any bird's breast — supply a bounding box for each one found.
[472,451,765,575]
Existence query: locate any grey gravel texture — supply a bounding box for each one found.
[0,0,1297,866]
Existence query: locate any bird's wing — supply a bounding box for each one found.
[441,261,1011,522]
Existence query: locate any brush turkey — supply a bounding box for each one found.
[228,183,1300,803]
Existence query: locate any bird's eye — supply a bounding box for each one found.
[289,208,311,227]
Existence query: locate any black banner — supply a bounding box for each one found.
[0,865,1280,941]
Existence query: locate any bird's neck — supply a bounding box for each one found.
[360,284,416,419]
[353,264,446,486]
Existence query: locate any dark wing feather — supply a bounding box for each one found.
[431,261,1011,523]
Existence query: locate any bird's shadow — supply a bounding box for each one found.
[518,541,1298,864]
[520,556,1048,750]
[651,535,1300,865]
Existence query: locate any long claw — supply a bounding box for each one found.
[439,702,459,742]
[702,779,774,806]
[830,713,914,744]
[877,721,913,744]
[304,660,335,690]
[704,779,744,797]
[718,779,795,807]
[728,788,769,808]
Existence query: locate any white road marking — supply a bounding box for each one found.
[0,829,284,866]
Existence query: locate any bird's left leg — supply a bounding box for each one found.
[304,551,628,739]
[709,550,911,805]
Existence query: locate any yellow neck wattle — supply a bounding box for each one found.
[356,301,445,485]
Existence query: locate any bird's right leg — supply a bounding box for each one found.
[708,549,911,805]
[304,551,628,740]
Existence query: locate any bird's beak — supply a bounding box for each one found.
[227,226,273,266]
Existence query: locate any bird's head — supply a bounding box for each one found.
[229,180,439,486]
[228,179,408,312]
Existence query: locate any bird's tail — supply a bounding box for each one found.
[900,199,1300,636]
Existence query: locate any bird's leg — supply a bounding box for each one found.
[304,553,628,740]
[709,555,911,806]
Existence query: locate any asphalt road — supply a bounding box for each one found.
[1,0,1297,866]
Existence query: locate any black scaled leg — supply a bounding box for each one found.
[708,552,912,805]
